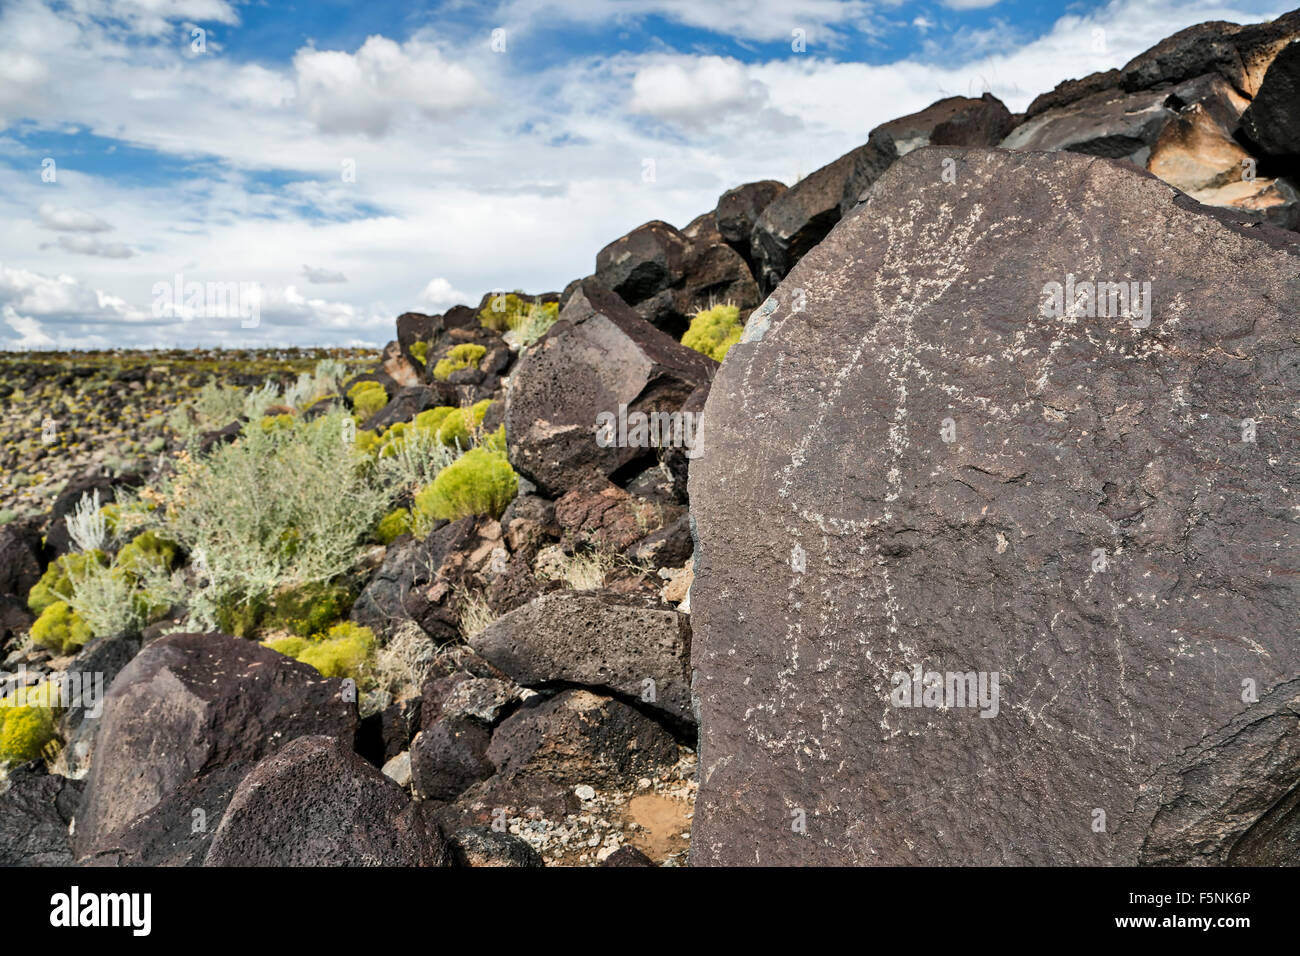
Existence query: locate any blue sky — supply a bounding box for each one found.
[0,0,1288,348]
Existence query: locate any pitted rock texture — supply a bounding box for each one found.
[72,631,357,861]
[688,147,1300,865]
[205,735,448,866]
[471,589,694,724]
[504,280,716,496]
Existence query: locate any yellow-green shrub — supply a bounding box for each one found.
[479,294,559,333]
[432,344,487,382]
[433,400,492,449]
[347,381,388,419]
[115,530,178,580]
[261,580,355,638]
[0,683,59,764]
[375,508,412,544]
[263,622,375,681]
[410,341,429,364]
[682,303,742,362]
[30,600,93,655]
[28,550,108,615]
[414,447,518,522]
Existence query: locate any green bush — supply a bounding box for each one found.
[144,409,397,630]
[28,550,108,615]
[0,683,59,764]
[681,303,743,362]
[30,601,93,654]
[347,381,388,419]
[115,531,178,580]
[479,293,558,335]
[410,341,429,364]
[261,580,355,638]
[432,344,487,382]
[264,621,375,681]
[375,508,412,544]
[414,447,518,523]
[433,400,492,449]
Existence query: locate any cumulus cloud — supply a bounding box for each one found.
[293,36,487,137]
[418,277,469,310]
[302,265,348,284]
[630,56,772,127]
[40,235,136,258]
[38,204,114,233]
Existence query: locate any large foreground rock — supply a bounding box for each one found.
[504,280,715,495]
[72,632,356,861]
[471,590,694,724]
[205,735,448,866]
[689,147,1300,865]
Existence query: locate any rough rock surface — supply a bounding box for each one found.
[446,826,544,867]
[205,735,448,866]
[72,632,356,860]
[504,280,715,496]
[487,690,679,788]
[0,762,83,865]
[471,590,693,724]
[689,147,1300,865]
[1240,40,1300,160]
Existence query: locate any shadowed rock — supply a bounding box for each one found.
[204,735,449,866]
[72,632,356,861]
[504,280,715,496]
[689,147,1300,865]
[471,590,693,724]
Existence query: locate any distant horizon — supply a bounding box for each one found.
[0,0,1289,349]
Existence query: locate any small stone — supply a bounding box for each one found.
[574,784,596,801]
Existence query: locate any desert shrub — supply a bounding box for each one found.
[30,601,93,654]
[534,545,614,591]
[682,303,742,361]
[458,589,497,640]
[259,412,295,433]
[432,344,486,382]
[432,400,492,449]
[28,550,108,615]
[65,489,108,552]
[375,508,412,544]
[413,406,456,433]
[414,448,517,523]
[167,381,246,442]
[374,423,459,490]
[0,683,59,765]
[479,293,559,336]
[260,579,354,638]
[354,428,382,455]
[61,558,160,639]
[410,341,429,364]
[144,409,395,629]
[504,301,561,348]
[115,530,178,579]
[264,621,375,681]
[347,381,388,419]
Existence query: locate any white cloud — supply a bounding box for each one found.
[941,0,1002,10]
[293,36,487,137]
[0,0,1288,347]
[302,265,348,284]
[38,203,115,232]
[40,235,136,258]
[630,56,772,127]
[418,277,469,311]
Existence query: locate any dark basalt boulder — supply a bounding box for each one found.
[715,180,788,271]
[0,517,47,598]
[1239,40,1300,162]
[72,632,357,861]
[470,589,694,724]
[486,689,678,788]
[446,826,544,867]
[396,311,438,350]
[0,762,83,866]
[689,146,1300,865]
[204,735,449,866]
[503,280,716,496]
